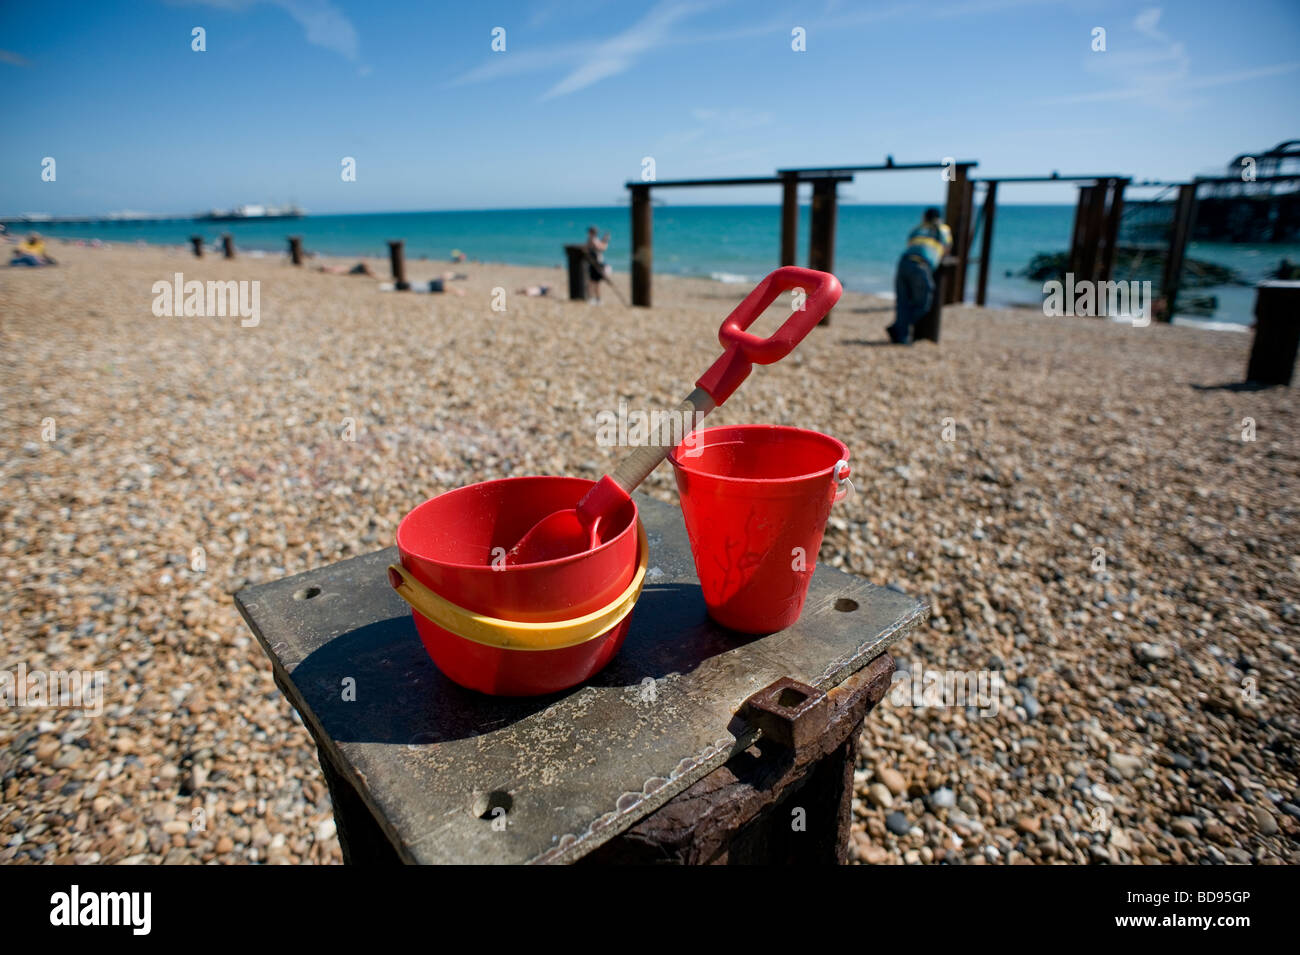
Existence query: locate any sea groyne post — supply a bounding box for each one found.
[1246,281,1300,385]
[388,240,409,291]
[631,184,652,308]
[975,182,997,306]
[1159,183,1198,322]
[780,172,799,267]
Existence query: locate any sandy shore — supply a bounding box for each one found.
[1,240,1297,865]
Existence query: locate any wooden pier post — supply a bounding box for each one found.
[630,184,652,307]
[1158,183,1198,322]
[1068,185,1105,286]
[1246,281,1300,385]
[222,234,235,259]
[190,236,203,258]
[1085,184,1108,283]
[564,245,590,301]
[1098,179,1128,283]
[975,181,998,306]
[959,175,975,300]
[780,172,799,267]
[915,257,956,343]
[1067,186,1090,279]
[288,236,304,266]
[808,178,838,324]
[943,164,974,304]
[388,240,410,291]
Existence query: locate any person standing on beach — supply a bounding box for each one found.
[585,226,610,303]
[887,208,951,344]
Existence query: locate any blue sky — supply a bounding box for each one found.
[2,0,1297,215]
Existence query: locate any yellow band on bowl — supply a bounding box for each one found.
[387,519,648,651]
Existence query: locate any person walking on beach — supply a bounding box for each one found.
[585,226,610,303]
[887,208,951,344]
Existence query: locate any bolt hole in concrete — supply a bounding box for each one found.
[473,790,513,820]
[777,687,808,708]
[293,586,321,600]
[834,597,859,612]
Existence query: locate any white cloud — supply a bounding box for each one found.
[449,0,754,99]
[1044,6,1297,110]
[1133,7,1167,42]
[1048,60,1300,105]
[540,1,701,99]
[176,0,361,63]
[274,0,360,62]
[451,0,1054,101]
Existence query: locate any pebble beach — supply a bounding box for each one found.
[1,241,1297,865]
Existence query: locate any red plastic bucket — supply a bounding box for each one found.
[395,476,640,695]
[669,425,850,634]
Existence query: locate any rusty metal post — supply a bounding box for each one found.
[630,185,652,307]
[780,172,799,267]
[975,181,998,306]
[288,235,303,266]
[1087,184,1109,283]
[1067,186,1091,278]
[1084,185,1107,283]
[958,176,975,302]
[1079,184,1102,284]
[1085,178,1113,283]
[1159,183,1198,322]
[222,234,235,259]
[1069,185,1106,285]
[1098,179,1128,283]
[808,178,838,324]
[190,236,203,258]
[388,240,409,291]
[943,164,973,305]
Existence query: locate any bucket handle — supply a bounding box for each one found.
[387,520,649,651]
[832,459,854,504]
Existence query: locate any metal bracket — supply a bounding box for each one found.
[742,677,830,752]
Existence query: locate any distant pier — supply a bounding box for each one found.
[0,214,201,226]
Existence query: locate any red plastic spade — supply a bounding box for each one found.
[505,267,842,565]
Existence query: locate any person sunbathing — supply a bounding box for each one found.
[315,261,376,276]
[428,271,467,295]
[10,233,56,267]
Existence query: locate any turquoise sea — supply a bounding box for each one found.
[19,205,1297,327]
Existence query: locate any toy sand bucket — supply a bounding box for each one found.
[668,425,851,634]
[388,476,646,696]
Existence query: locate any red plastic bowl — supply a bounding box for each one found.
[395,476,639,695]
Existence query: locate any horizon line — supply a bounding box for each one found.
[3,200,1094,221]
